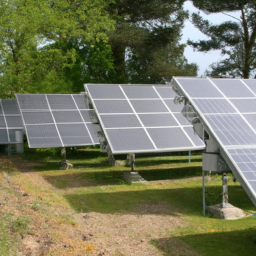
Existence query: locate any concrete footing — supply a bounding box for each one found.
[123,171,145,183]
[207,203,246,220]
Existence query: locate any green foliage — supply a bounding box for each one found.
[0,0,115,96]
[189,1,256,78]
[108,0,198,83]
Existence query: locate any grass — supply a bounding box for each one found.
[1,147,256,255]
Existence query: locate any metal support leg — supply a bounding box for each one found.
[189,151,191,164]
[61,147,66,159]
[222,173,228,208]
[203,168,206,217]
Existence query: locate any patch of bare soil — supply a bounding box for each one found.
[1,156,199,256]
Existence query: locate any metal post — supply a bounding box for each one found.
[222,173,228,208]
[189,151,191,164]
[202,168,206,216]
[61,147,66,159]
[131,155,135,172]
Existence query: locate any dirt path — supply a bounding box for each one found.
[0,156,200,256]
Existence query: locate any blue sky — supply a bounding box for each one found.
[181,1,241,76]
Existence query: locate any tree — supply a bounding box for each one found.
[0,0,114,96]
[188,0,256,78]
[107,0,198,83]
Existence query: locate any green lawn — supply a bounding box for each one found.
[6,147,256,255]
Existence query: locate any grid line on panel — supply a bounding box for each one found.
[175,77,223,98]
[205,114,256,146]
[152,86,196,147]
[45,94,64,147]
[71,94,94,143]
[0,100,10,143]
[210,78,255,98]
[2,100,20,115]
[207,77,256,141]
[193,99,236,114]
[118,85,157,150]
[227,148,256,193]
[240,80,256,97]
[72,94,88,110]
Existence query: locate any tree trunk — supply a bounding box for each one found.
[111,43,126,83]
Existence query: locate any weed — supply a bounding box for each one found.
[30,200,42,211]
[10,216,31,234]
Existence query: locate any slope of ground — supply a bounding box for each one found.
[0,149,256,256]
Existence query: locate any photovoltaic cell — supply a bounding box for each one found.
[164,99,184,112]
[155,87,177,98]
[100,114,141,128]
[183,127,205,146]
[47,95,77,110]
[86,123,99,144]
[243,114,256,129]
[176,78,223,98]
[93,100,133,114]
[242,80,256,94]
[121,85,159,98]
[5,116,23,128]
[87,84,125,99]
[204,114,256,146]
[80,110,95,123]
[72,94,88,109]
[0,116,6,127]
[85,83,205,154]
[22,112,54,125]
[52,111,83,123]
[174,113,191,126]
[16,95,48,110]
[230,99,256,113]
[193,99,236,114]
[138,113,178,127]
[28,137,62,148]
[130,100,168,113]
[2,100,20,114]
[210,79,255,98]
[105,128,155,152]
[147,127,193,149]
[57,123,92,145]
[0,129,8,143]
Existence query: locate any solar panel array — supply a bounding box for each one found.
[173,77,256,206]
[85,84,205,154]
[16,94,99,148]
[0,100,23,144]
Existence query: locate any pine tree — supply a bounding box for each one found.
[107,0,198,83]
[188,0,256,78]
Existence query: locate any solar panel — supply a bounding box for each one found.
[85,84,205,154]
[173,76,256,207]
[0,100,23,144]
[16,94,100,148]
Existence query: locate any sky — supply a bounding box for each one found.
[181,1,241,76]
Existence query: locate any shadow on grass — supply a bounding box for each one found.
[63,185,254,216]
[135,157,202,167]
[32,160,111,172]
[43,170,124,188]
[43,166,203,188]
[151,226,256,256]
